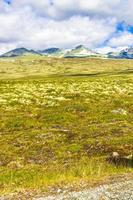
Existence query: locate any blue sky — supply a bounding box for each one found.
[4,0,11,4]
[0,0,133,53]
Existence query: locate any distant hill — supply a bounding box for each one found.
[38,48,61,55]
[1,46,133,59]
[107,51,120,59]
[119,47,133,59]
[38,47,67,57]
[64,45,100,58]
[107,47,133,59]
[0,48,40,57]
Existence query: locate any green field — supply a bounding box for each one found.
[0,56,133,195]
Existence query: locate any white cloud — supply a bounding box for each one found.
[0,42,17,54]
[0,0,133,54]
[96,46,128,54]
[97,31,133,54]
[10,0,133,23]
[108,32,133,47]
[0,0,10,12]
[0,6,116,53]
[53,0,133,24]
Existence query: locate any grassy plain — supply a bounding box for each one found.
[0,56,133,195]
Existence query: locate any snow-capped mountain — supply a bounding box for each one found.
[1,46,133,59]
[119,47,133,59]
[0,48,40,57]
[107,47,133,59]
[64,45,99,58]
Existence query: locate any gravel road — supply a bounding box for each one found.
[0,176,133,200]
[34,179,133,200]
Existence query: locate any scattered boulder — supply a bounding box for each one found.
[106,152,133,167]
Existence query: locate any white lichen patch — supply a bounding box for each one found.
[0,78,132,110]
[112,108,127,115]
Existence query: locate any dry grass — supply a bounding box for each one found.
[0,56,133,195]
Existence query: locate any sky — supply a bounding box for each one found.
[0,0,133,54]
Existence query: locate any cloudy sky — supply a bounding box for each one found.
[0,0,133,54]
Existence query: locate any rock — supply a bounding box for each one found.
[107,152,133,167]
[112,152,120,158]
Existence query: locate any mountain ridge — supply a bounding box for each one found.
[64,45,100,58]
[1,46,133,59]
[107,47,133,59]
[0,47,40,57]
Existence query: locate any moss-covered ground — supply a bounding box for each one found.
[0,56,133,195]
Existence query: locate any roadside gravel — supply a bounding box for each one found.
[0,176,133,200]
[34,179,133,200]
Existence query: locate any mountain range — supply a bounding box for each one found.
[107,47,133,59]
[0,46,133,59]
[1,47,41,57]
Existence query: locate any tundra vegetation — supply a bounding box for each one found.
[0,56,133,195]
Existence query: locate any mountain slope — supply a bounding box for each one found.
[1,46,133,59]
[39,47,68,57]
[107,51,120,59]
[64,45,99,58]
[119,47,133,59]
[107,47,133,59]
[38,48,61,55]
[0,48,40,57]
